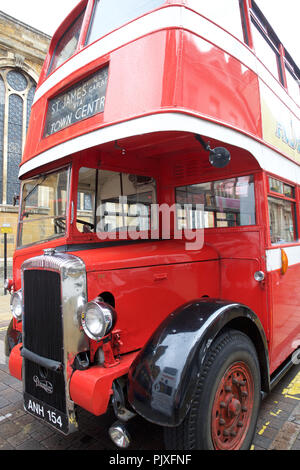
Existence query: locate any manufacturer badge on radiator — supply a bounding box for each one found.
[33,375,53,394]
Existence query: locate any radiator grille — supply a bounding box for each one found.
[23,270,66,412]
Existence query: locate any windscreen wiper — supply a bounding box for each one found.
[23,175,47,203]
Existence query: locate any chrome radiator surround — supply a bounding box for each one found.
[21,251,88,434]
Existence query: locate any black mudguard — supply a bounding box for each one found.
[128,299,269,427]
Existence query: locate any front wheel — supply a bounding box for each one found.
[164,329,261,450]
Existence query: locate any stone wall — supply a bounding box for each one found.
[0,11,50,80]
[0,12,51,258]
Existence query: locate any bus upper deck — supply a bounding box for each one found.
[20,0,299,183]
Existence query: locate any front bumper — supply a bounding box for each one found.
[9,343,138,417]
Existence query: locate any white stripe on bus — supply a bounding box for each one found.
[266,246,300,272]
[19,112,300,184]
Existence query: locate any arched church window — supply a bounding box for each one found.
[0,68,36,205]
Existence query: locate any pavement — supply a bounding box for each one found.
[0,259,12,294]
[0,293,300,451]
[0,294,10,325]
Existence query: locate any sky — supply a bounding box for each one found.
[0,0,299,67]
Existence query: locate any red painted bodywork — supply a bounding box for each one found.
[9,344,22,382]
[22,27,261,165]
[69,351,138,416]
[8,0,300,421]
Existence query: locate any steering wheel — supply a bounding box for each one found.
[54,217,95,233]
[54,216,66,232]
[76,219,95,230]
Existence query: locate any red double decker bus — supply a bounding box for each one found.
[5,0,300,450]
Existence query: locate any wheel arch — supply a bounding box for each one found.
[127,299,270,427]
[220,316,270,394]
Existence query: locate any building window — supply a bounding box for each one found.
[0,68,36,206]
[0,76,5,206]
[268,177,297,244]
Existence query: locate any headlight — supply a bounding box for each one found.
[4,279,13,292]
[10,290,23,321]
[81,300,116,341]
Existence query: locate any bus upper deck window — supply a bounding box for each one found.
[86,0,165,45]
[187,0,245,42]
[48,9,85,75]
[285,65,300,106]
[76,168,157,235]
[251,22,281,81]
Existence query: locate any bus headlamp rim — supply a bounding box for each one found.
[81,300,115,341]
[10,290,23,321]
[4,278,13,292]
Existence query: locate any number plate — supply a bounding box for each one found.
[24,393,70,434]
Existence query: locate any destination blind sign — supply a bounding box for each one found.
[44,66,108,137]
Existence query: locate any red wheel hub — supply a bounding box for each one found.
[211,362,254,450]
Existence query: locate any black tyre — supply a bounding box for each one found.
[164,329,261,450]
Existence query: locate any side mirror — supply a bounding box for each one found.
[209,147,231,168]
[195,134,231,168]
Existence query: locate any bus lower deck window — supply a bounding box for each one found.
[76,167,157,234]
[175,175,255,230]
[268,177,297,244]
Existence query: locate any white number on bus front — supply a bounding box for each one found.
[47,410,62,428]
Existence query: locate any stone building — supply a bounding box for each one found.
[0,11,51,259]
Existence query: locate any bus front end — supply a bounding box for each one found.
[5,0,300,451]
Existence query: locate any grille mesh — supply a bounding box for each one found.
[23,270,66,412]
